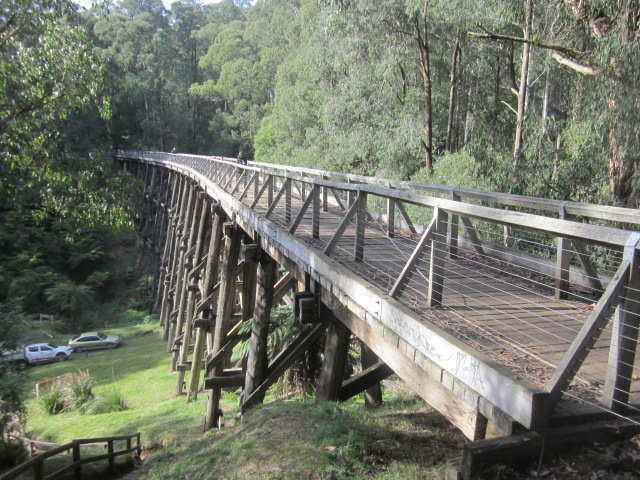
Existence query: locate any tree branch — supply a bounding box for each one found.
[551,52,599,75]
[468,25,600,75]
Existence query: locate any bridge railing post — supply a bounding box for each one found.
[285,176,291,224]
[448,192,459,258]
[354,191,367,262]
[555,204,571,300]
[427,206,448,307]
[322,175,328,212]
[603,235,640,411]
[312,183,320,239]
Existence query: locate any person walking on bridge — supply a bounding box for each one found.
[236,150,247,166]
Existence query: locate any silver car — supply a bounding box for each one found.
[68,332,121,352]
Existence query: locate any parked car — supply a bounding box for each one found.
[68,332,121,352]
[1,343,73,366]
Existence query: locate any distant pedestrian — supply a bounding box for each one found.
[237,150,247,166]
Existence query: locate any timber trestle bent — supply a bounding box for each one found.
[115,151,640,471]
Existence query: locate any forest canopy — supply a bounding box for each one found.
[60,0,638,207]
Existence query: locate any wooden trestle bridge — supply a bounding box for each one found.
[115,151,640,474]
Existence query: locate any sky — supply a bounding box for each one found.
[73,0,223,10]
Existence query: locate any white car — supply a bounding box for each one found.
[22,343,73,365]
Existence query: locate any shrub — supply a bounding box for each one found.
[39,385,65,415]
[83,390,128,415]
[39,371,95,415]
[60,370,95,413]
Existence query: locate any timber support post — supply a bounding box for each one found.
[360,341,383,408]
[242,252,278,412]
[316,308,351,403]
[175,193,211,395]
[205,222,243,430]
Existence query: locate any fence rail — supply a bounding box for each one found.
[0,433,141,480]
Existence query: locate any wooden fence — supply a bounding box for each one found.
[0,433,141,480]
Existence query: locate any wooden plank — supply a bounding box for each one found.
[265,178,290,219]
[360,341,384,407]
[288,188,314,234]
[204,374,246,389]
[395,200,418,235]
[323,194,360,256]
[354,192,367,261]
[249,175,272,209]
[428,207,448,307]
[572,239,604,293]
[338,361,393,402]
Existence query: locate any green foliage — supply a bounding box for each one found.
[45,281,96,330]
[39,370,96,415]
[233,305,323,397]
[118,309,149,326]
[83,389,128,415]
[61,370,96,413]
[39,384,66,415]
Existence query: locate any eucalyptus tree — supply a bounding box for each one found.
[192,0,294,156]
[92,0,172,149]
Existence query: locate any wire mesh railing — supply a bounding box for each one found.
[117,150,640,425]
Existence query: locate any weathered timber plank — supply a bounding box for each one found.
[338,361,393,402]
[204,374,245,389]
[461,416,640,480]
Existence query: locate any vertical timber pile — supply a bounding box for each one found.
[205,222,243,429]
[242,252,278,410]
[174,192,212,394]
[159,175,188,341]
[187,202,224,402]
[167,180,198,356]
[154,170,178,313]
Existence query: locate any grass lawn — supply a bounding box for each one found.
[23,325,236,446]
[19,324,467,479]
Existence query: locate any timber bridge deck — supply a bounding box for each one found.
[116,151,640,474]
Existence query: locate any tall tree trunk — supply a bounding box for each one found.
[191,45,198,143]
[513,0,533,166]
[413,12,433,173]
[464,83,473,145]
[446,33,461,154]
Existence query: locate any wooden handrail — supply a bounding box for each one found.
[0,433,141,480]
[126,151,640,225]
[129,152,637,251]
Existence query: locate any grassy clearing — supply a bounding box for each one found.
[23,327,218,445]
[20,325,466,479]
